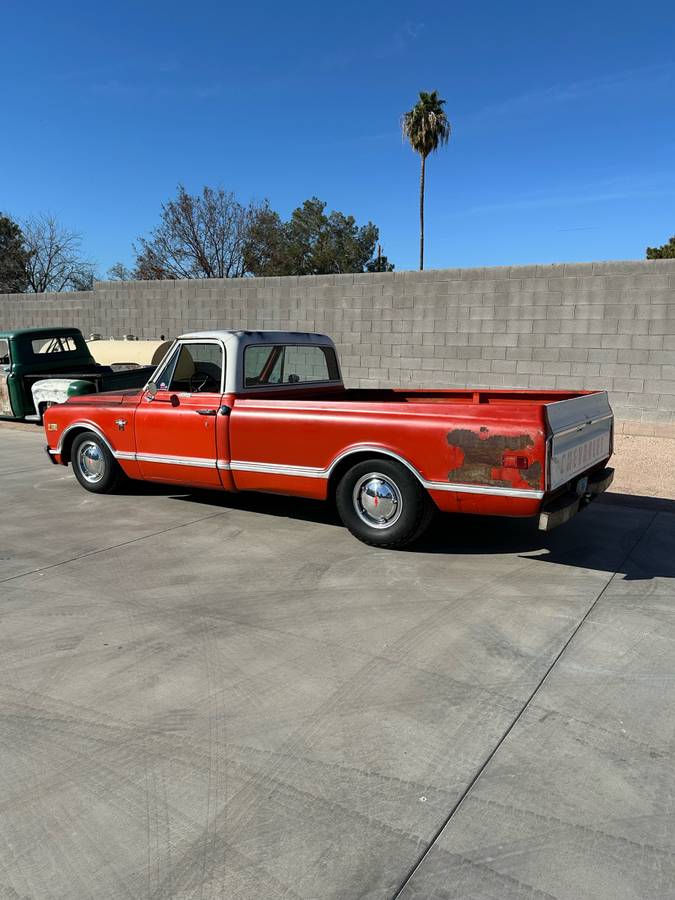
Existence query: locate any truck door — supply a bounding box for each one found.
[134,340,232,488]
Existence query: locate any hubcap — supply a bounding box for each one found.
[352,472,403,529]
[77,440,105,484]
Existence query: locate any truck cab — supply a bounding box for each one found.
[0,328,98,420]
[0,327,160,421]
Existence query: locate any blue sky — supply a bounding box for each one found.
[3,0,674,275]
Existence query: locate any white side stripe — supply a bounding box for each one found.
[53,438,544,499]
[134,452,218,469]
[228,460,324,478]
[226,459,543,499]
[424,480,543,499]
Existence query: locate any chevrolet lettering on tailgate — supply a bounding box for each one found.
[552,430,612,484]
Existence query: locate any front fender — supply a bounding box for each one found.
[32,378,96,410]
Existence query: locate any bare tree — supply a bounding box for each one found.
[106,262,135,281]
[134,185,260,280]
[22,214,95,292]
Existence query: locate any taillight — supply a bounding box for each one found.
[502,453,529,469]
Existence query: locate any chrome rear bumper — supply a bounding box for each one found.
[538,467,614,531]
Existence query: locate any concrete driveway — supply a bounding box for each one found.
[1,427,674,900]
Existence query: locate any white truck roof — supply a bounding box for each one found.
[179,330,334,347]
[161,330,341,393]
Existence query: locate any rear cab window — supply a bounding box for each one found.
[244,344,339,388]
[26,333,90,360]
[31,336,78,355]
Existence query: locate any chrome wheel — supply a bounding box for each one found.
[352,472,403,529]
[76,440,105,484]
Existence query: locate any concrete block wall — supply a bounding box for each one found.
[1,259,674,427]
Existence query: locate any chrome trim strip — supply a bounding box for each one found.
[228,446,545,499]
[423,480,544,499]
[53,431,219,471]
[229,460,325,478]
[325,446,428,483]
[54,421,118,457]
[134,453,217,469]
[52,433,544,498]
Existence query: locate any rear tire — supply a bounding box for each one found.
[335,458,434,549]
[71,431,124,494]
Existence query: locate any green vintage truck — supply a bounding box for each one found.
[0,327,158,421]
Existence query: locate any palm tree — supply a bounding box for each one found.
[401,91,451,270]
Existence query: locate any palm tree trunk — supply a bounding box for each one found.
[419,154,426,270]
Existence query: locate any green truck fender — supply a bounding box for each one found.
[68,379,98,397]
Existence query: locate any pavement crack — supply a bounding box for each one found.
[390,510,659,900]
[0,510,230,585]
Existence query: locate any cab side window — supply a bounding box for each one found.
[0,340,9,367]
[156,343,224,393]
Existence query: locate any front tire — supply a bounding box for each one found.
[71,431,124,494]
[335,459,434,549]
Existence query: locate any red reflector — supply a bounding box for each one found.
[503,454,530,469]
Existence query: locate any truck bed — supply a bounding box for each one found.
[227,386,613,515]
[23,366,155,415]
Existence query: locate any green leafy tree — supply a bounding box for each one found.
[401,90,451,270]
[245,197,383,276]
[243,204,287,276]
[0,214,30,293]
[646,236,675,259]
[365,249,395,272]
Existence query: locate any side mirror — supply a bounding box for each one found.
[146,383,179,406]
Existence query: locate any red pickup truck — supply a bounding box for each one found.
[43,330,614,548]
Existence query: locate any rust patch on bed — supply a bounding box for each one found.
[446,428,542,489]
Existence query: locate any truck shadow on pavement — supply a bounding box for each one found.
[123,482,675,582]
[418,493,675,581]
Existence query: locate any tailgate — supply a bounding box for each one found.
[546,392,613,491]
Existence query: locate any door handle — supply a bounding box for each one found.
[196,408,217,416]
